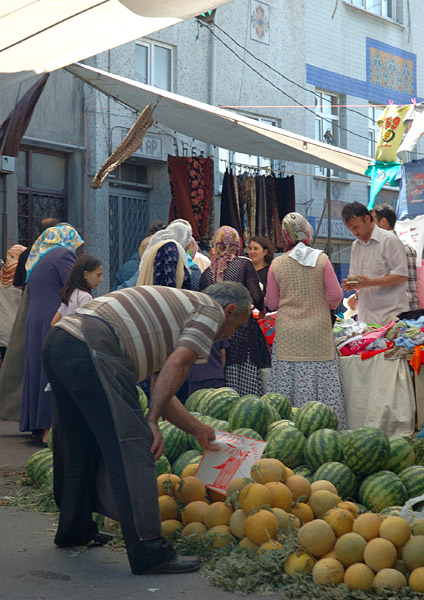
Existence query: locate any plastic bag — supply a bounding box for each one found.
[398,493,424,524]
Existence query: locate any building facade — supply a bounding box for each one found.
[0,0,422,291]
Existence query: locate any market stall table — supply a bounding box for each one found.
[339,353,415,436]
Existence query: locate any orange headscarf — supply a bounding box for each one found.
[0,244,26,287]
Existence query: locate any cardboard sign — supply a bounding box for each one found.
[195,430,267,494]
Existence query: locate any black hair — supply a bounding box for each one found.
[147,220,167,236]
[60,254,102,305]
[372,203,396,228]
[341,202,373,224]
[249,235,275,264]
[38,217,59,235]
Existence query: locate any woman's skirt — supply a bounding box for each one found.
[267,346,346,430]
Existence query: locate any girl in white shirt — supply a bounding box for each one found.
[51,255,103,326]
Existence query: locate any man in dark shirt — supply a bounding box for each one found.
[13,217,58,290]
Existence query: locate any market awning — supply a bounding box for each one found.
[66,62,372,176]
[0,0,232,90]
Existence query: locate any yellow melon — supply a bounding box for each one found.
[284,475,312,501]
[310,480,338,495]
[284,549,315,576]
[181,463,200,477]
[264,481,292,511]
[337,501,360,519]
[312,558,345,585]
[308,490,339,517]
[343,563,374,590]
[288,514,301,529]
[402,535,424,571]
[157,473,180,496]
[290,502,314,524]
[207,489,226,503]
[161,519,183,537]
[352,512,384,541]
[174,476,206,504]
[363,538,397,572]
[284,467,295,478]
[204,501,233,529]
[297,520,336,558]
[374,568,407,589]
[257,540,284,554]
[181,522,207,539]
[267,458,288,480]
[226,477,249,500]
[239,482,272,515]
[334,532,367,567]
[323,508,354,537]
[207,525,234,548]
[239,536,258,551]
[251,458,284,483]
[409,567,424,593]
[244,509,279,545]
[412,519,424,536]
[229,509,247,539]
[181,500,209,525]
[158,495,179,521]
[379,516,411,548]
[270,507,290,531]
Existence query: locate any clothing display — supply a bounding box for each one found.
[397,102,424,162]
[396,158,424,221]
[375,104,411,163]
[219,169,295,250]
[168,155,214,244]
[365,161,401,210]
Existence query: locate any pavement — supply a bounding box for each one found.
[0,421,280,600]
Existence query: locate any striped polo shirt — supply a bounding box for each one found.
[56,286,225,382]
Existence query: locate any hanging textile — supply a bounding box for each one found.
[220,168,242,239]
[168,155,214,242]
[255,175,267,237]
[265,174,276,240]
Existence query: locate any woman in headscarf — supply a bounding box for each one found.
[137,220,196,289]
[0,244,26,366]
[20,223,83,442]
[199,225,265,396]
[266,212,346,427]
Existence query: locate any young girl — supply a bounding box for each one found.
[51,255,103,326]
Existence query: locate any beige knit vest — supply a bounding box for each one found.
[272,252,335,362]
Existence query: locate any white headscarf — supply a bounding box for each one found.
[138,221,192,273]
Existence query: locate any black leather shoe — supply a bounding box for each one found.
[90,532,115,547]
[141,554,201,575]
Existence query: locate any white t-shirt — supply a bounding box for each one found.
[57,288,93,318]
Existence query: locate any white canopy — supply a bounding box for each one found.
[67,62,372,176]
[0,0,231,90]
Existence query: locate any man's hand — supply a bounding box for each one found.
[147,421,164,461]
[191,421,219,452]
[351,275,371,289]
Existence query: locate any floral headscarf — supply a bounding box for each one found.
[281,212,313,250]
[210,226,241,282]
[25,223,84,282]
[0,244,26,287]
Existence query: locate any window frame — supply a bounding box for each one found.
[314,90,340,177]
[345,0,403,24]
[135,39,174,92]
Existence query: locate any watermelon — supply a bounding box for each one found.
[264,425,306,468]
[313,461,357,499]
[155,454,171,476]
[267,419,295,433]
[26,448,51,483]
[384,437,415,475]
[228,395,272,438]
[342,427,390,477]
[261,393,292,419]
[398,465,424,499]
[33,450,53,485]
[380,506,403,517]
[291,407,299,419]
[293,464,315,482]
[358,470,408,513]
[188,414,229,452]
[172,449,203,477]
[231,428,263,441]
[266,404,281,426]
[137,385,148,413]
[185,388,214,413]
[304,428,343,470]
[159,421,188,463]
[201,387,239,420]
[47,428,53,451]
[294,401,338,437]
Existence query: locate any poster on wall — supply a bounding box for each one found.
[250,0,270,45]
[395,213,424,268]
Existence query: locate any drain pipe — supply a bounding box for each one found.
[1,174,7,257]
[207,15,217,159]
